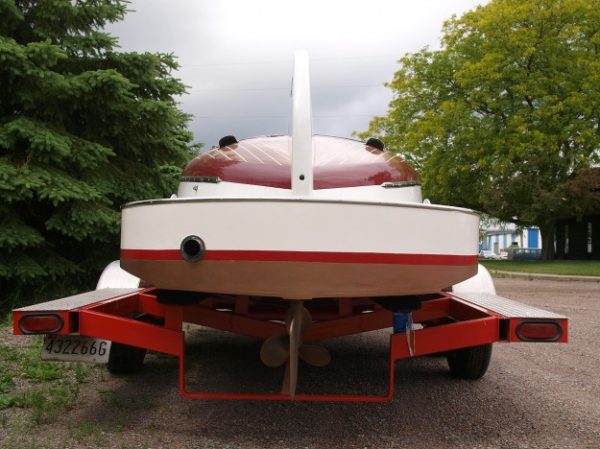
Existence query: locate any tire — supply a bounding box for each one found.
[107,342,147,374]
[446,343,492,380]
[96,265,148,374]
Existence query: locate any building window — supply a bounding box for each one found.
[564,224,569,255]
[588,222,593,254]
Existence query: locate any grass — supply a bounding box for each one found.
[480,259,600,276]
[70,421,109,446]
[0,317,149,448]
[0,318,93,426]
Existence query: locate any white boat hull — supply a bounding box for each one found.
[120,198,479,299]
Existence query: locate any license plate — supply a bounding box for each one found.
[41,335,111,363]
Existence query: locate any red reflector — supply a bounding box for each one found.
[18,314,64,334]
[516,321,561,342]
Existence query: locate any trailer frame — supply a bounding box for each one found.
[13,286,568,403]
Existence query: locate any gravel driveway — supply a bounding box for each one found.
[5,278,600,449]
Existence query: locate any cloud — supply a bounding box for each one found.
[108,0,485,148]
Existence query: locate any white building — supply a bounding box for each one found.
[481,220,541,255]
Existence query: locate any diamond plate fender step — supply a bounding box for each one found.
[451,292,566,319]
[14,288,143,312]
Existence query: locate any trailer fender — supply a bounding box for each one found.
[95,261,148,373]
[96,260,141,289]
[451,264,496,295]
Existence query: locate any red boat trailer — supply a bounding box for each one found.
[13,287,567,402]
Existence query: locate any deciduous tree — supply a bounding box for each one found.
[361,0,600,259]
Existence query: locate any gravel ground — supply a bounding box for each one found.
[3,278,600,449]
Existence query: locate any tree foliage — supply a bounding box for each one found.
[0,0,197,310]
[361,0,600,259]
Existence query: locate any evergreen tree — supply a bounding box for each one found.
[0,0,197,311]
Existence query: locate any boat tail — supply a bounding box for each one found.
[120,198,479,299]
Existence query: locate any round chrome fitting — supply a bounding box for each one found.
[180,235,206,263]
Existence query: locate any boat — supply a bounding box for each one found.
[119,52,479,301]
[12,53,570,403]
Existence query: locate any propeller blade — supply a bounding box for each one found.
[261,301,329,397]
[299,344,331,367]
[260,334,289,367]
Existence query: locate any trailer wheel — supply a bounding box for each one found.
[446,343,492,379]
[107,342,147,374]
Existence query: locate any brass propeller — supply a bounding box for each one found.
[259,302,331,398]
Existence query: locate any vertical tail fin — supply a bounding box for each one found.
[291,50,313,195]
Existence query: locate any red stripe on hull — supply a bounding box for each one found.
[120,249,477,266]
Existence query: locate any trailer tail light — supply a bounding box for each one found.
[516,321,562,342]
[18,314,64,334]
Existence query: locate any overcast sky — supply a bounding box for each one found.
[108,0,485,149]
